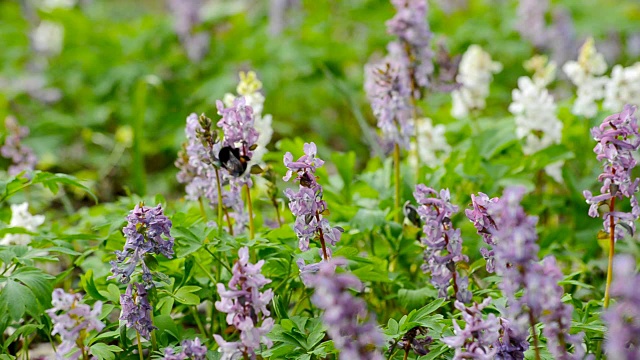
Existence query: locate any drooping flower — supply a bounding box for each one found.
[163,338,208,360]
[47,289,105,360]
[364,60,413,153]
[603,62,640,112]
[451,45,502,119]
[583,105,640,241]
[1,116,37,176]
[509,57,564,182]
[563,38,608,118]
[166,0,209,62]
[120,283,156,339]
[109,203,174,285]
[306,258,384,360]
[283,142,342,273]
[465,192,499,272]
[213,247,274,360]
[442,298,500,360]
[394,326,432,357]
[386,0,434,95]
[414,184,472,303]
[0,202,45,246]
[602,255,640,359]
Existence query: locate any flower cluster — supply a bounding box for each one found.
[602,255,640,359]
[109,203,174,284]
[166,0,209,62]
[442,298,500,360]
[213,247,274,360]
[216,97,259,158]
[222,71,273,166]
[364,61,413,152]
[451,45,502,119]
[386,0,433,95]
[394,326,432,357]
[1,116,37,176]
[494,318,529,360]
[583,105,640,241]
[414,184,471,303]
[120,283,155,339]
[604,62,640,112]
[489,187,587,358]
[465,192,499,272]
[408,117,451,168]
[509,56,564,182]
[283,142,342,272]
[563,38,608,118]
[163,338,208,360]
[47,289,105,360]
[516,0,549,48]
[0,202,45,246]
[306,258,384,360]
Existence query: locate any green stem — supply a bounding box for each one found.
[214,168,224,235]
[136,331,144,360]
[394,143,401,223]
[192,306,208,337]
[245,184,255,240]
[196,260,217,284]
[529,310,541,360]
[198,197,207,221]
[604,196,616,308]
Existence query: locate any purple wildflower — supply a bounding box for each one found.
[306,258,384,360]
[386,0,434,94]
[1,116,37,176]
[584,105,640,241]
[394,326,432,356]
[213,247,274,359]
[364,60,413,152]
[495,318,529,360]
[166,0,209,62]
[283,142,342,273]
[465,192,499,272]
[109,203,174,285]
[442,298,500,360]
[216,97,259,158]
[47,289,105,360]
[414,184,472,303]
[163,338,208,360]
[516,0,549,48]
[602,255,640,359]
[489,187,588,357]
[120,283,156,339]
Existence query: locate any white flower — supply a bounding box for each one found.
[451,45,502,119]
[409,118,450,168]
[509,76,564,182]
[524,55,557,88]
[603,62,640,111]
[31,21,64,56]
[562,37,608,118]
[39,0,76,11]
[1,203,45,246]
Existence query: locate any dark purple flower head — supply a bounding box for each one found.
[47,289,105,360]
[120,283,156,340]
[216,97,259,158]
[602,255,640,360]
[442,298,500,360]
[364,60,413,152]
[386,0,434,92]
[214,247,274,359]
[110,203,174,285]
[306,258,384,360]
[1,116,37,176]
[494,318,529,360]
[395,326,432,356]
[413,184,471,302]
[584,105,640,241]
[182,338,207,359]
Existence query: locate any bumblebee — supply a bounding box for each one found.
[218,146,250,177]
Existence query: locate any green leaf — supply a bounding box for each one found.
[0,280,33,320]
[82,269,107,301]
[154,314,180,341]
[398,287,438,311]
[173,285,201,305]
[89,343,123,360]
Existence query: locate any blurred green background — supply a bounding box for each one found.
[1,0,639,202]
